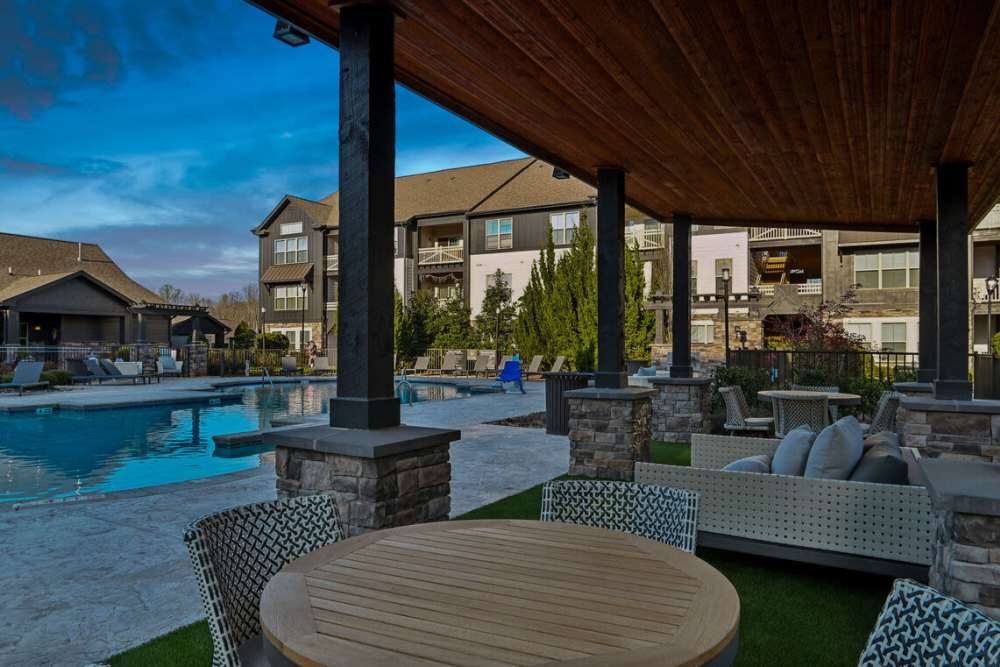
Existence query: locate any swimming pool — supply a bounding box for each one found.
[0,380,470,504]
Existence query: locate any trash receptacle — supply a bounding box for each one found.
[543,372,592,435]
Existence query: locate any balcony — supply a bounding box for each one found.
[749,228,822,242]
[624,225,664,250]
[326,301,338,311]
[755,281,822,296]
[418,243,464,266]
[325,255,339,272]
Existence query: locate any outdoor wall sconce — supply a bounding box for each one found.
[273,21,310,47]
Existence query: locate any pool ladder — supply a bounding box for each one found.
[397,369,415,406]
[262,366,275,387]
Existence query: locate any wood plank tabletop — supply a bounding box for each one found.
[261,519,740,666]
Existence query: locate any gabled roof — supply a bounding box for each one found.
[0,270,135,305]
[470,159,596,215]
[171,313,233,332]
[253,194,332,235]
[0,233,163,304]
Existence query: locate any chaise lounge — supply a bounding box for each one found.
[0,361,49,396]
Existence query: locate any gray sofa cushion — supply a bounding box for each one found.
[722,454,772,473]
[863,431,900,451]
[849,442,909,485]
[771,425,816,476]
[638,366,658,377]
[804,416,864,480]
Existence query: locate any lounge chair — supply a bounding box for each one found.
[408,356,430,376]
[0,361,48,396]
[550,355,566,373]
[280,355,302,376]
[493,359,526,394]
[157,355,183,378]
[499,354,513,369]
[66,358,97,385]
[440,351,460,376]
[525,355,544,378]
[471,353,491,377]
[99,359,147,384]
[312,356,334,376]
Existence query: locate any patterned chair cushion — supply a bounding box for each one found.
[540,480,699,553]
[184,494,344,667]
[859,579,1000,666]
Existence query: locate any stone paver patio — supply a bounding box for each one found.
[0,379,565,666]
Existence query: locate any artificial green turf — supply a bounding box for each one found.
[110,440,889,666]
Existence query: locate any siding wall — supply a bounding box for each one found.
[258,202,326,324]
[469,205,596,254]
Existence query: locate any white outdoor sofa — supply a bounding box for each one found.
[635,433,935,578]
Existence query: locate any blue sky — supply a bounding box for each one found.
[0,0,523,297]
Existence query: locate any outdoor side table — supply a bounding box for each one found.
[260,519,740,666]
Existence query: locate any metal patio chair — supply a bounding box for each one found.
[541,480,699,553]
[183,495,345,667]
[862,391,902,435]
[791,383,841,419]
[858,579,1000,666]
[774,393,829,437]
[440,350,460,375]
[720,386,773,434]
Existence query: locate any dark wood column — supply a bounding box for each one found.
[670,214,692,378]
[917,219,938,382]
[331,4,399,429]
[595,168,627,389]
[934,164,972,401]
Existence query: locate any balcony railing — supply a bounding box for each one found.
[624,226,664,250]
[754,281,822,296]
[418,243,464,266]
[326,255,339,272]
[326,301,338,311]
[749,228,822,242]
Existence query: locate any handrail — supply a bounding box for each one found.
[749,228,822,242]
[418,244,464,265]
[397,368,415,406]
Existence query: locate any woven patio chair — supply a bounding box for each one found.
[540,480,699,553]
[550,355,566,373]
[791,383,840,420]
[858,579,1000,666]
[774,393,829,437]
[184,495,345,667]
[719,386,773,434]
[861,391,902,435]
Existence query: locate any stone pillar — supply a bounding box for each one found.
[265,425,460,536]
[934,164,972,400]
[566,387,654,481]
[129,342,158,375]
[595,167,626,389]
[922,459,1000,619]
[186,343,207,377]
[896,396,1000,462]
[918,219,938,383]
[670,215,692,378]
[649,377,712,443]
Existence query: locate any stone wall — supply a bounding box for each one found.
[897,399,1000,463]
[276,442,451,537]
[128,342,159,375]
[186,343,208,377]
[567,388,653,481]
[930,510,1000,618]
[650,378,712,443]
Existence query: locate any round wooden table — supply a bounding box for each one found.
[757,389,862,406]
[260,519,740,666]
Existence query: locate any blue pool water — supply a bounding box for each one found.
[0,381,470,504]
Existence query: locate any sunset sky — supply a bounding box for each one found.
[0,0,523,297]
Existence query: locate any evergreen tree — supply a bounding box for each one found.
[512,260,548,362]
[394,290,439,367]
[548,216,597,369]
[232,321,257,349]
[475,269,517,361]
[623,241,655,359]
[433,292,475,349]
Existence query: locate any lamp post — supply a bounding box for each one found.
[259,307,266,352]
[300,282,308,353]
[987,275,998,355]
[721,267,731,363]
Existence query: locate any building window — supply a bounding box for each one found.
[550,211,580,245]
[486,218,513,250]
[691,260,698,293]
[844,322,873,349]
[274,285,308,311]
[715,258,733,294]
[274,237,308,265]
[692,322,714,344]
[881,322,907,353]
[279,222,303,236]
[854,250,918,289]
[271,327,311,351]
[486,272,513,289]
[432,284,461,301]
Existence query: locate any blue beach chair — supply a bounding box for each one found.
[494,359,526,394]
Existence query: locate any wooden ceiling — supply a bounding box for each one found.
[250,0,1000,231]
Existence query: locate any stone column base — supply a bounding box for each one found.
[129,343,158,375]
[264,424,461,536]
[566,387,654,481]
[922,459,1000,620]
[897,396,1000,462]
[648,377,712,443]
[186,343,208,377]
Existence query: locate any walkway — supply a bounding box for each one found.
[0,382,566,666]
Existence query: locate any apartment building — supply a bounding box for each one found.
[253,158,669,350]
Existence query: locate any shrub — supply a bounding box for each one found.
[41,370,74,386]
[574,344,595,372]
[256,332,289,350]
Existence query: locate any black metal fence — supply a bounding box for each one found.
[728,349,920,387]
[0,344,162,374]
[199,348,312,376]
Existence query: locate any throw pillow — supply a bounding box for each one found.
[804,415,864,480]
[771,425,816,476]
[849,442,909,485]
[722,454,772,474]
[863,431,900,451]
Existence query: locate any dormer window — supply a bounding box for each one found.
[280,222,303,235]
[275,237,308,264]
